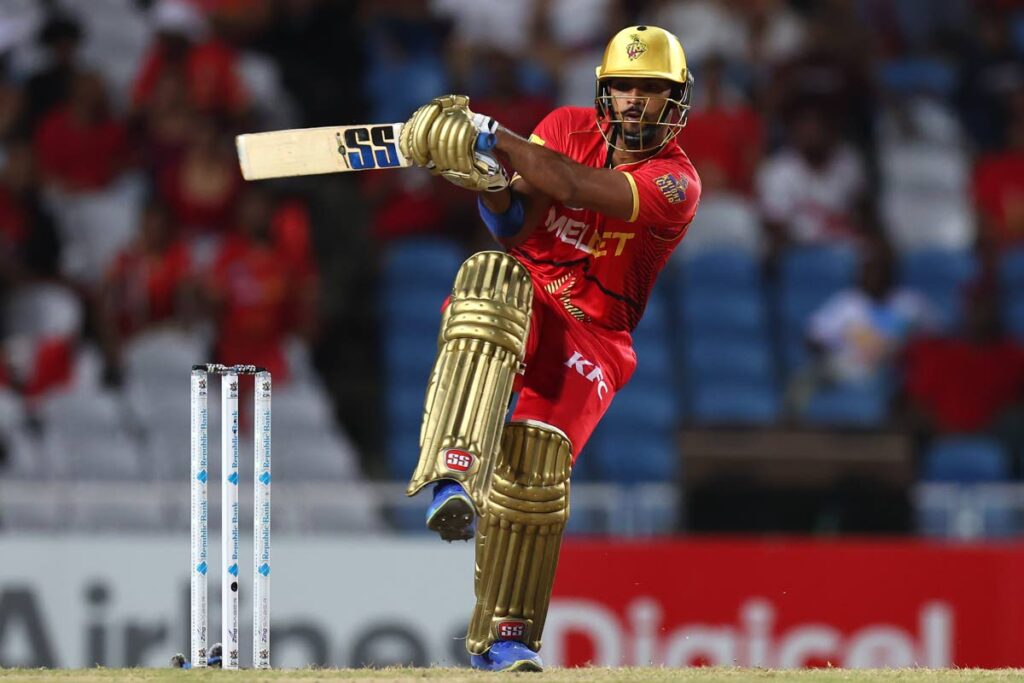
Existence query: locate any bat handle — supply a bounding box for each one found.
[475,132,496,152]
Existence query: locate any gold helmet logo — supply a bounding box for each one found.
[626,33,647,61]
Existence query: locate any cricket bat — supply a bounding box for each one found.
[236,123,410,180]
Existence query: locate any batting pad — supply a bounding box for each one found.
[467,421,572,655]
[406,252,533,513]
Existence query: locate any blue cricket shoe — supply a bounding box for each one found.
[470,641,544,672]
[426,480,475,542]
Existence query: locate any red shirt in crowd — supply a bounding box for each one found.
[33,106,127,190]
[132,40,248,116]
[905,337,1024,432]
[682,105,763,194]
[207,234,315,380]
[158,157,241,234]
[973,151,1024,246]
[105,240,192,338]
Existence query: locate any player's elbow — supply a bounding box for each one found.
[548,175,581,207]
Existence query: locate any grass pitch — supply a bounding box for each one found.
[0,669,1021,683]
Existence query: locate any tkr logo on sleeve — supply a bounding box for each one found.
[566,351,609,399]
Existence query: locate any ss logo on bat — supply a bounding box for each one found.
[336,125,400,170]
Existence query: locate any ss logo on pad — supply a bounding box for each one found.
[443,449,475,472]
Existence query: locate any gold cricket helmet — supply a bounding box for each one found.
[594,25,693,152]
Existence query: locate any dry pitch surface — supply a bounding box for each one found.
[0,669,1021,682]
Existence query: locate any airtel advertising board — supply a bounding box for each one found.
[547,540,1024,668]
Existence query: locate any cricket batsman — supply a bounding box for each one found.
[400,25,701,672]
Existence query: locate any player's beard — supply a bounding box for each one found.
[618,120,663,150]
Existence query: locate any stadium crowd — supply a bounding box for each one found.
[1,0,1024,535]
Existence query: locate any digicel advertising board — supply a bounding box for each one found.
[546,540,1024,668]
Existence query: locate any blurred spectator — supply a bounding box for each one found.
[959,7,1024,150]
[789,239,938,408]
[131,0,249,122]
[654,0,806,81]
[96,200,195,381]
[972,89,1024,248]
[0,141,60,288]
[681,54,764,195]
[755,102,869,250]
[205,187,318,382]
[905,279,1024,437]
[875,85,974,253]
[135,70,194,177]
[859,0,971,57]
[22,14,83,133]
[32,70,129,194]
[252,0,365,127]
[768,2,876,146]
[157,112,240,240]
[466,50,553,137]
[361,168,462,243]
[1,141,79,400]
[0,74,23,145]
[432,0,534,74]
[363,1,452,123]
[529,0,621,107]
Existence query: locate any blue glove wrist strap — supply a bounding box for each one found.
[478,194,524,239]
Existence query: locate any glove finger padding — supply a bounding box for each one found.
[400,102,442,167]
[401,95,471,168]
[434,113,476,173]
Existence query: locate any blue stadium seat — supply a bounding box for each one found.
[631,334,674,390]
[682,290,768,336]
[601,383,676,429]
[879,58,957,98]
[1004,297,1024,341]
[899,248,978,329]
[682,249,760,289]
[383,326,437,375]
[568,445,601,483]
[921,437,1010,483]
[387,428,421,479]
[590,430,678,482]
[778,287,835,333]
[637,285,670,335]
[690,380,781,426]
[998,246,1024,291]
[383,238,465,285]
[900,249,978,289]
[801,378,890,428]
[779,245,859,292]
[685,336,774,384]
[381,285,446,323]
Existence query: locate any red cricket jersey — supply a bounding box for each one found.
[510,106,701,332]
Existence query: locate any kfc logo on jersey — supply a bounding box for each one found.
[497,620,528,640]
[443,449,475,472]
[566,351,609,399]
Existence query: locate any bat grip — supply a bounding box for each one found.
[475,132,496,152]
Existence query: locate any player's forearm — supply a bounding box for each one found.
[494,128,583,206]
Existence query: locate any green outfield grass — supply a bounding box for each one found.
[0,669,1022,683]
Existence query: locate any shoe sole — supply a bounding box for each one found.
[503,659,543,672]
[427,496,474,542]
